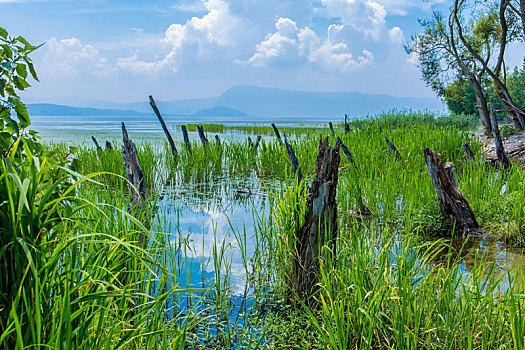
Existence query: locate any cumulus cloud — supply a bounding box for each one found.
[320,0,403,43]
[42,37,115,78]
[241,17,374,71]
[118,0,244,74]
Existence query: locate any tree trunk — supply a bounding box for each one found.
[283,133,303,184]
[295,137,340,300]
[272,123,282,140]
[424,147,479,235]
[149,96,178,156]
[489,103,511,169]
[181,125,192,154]
[197,125,209,146]
[468,73,491,133]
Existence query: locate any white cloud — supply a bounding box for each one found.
[388,26,404,44]
[42,37,115,78]
[241,17,374,71]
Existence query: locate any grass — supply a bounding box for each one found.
[4,111,525,349]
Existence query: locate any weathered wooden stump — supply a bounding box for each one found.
[335,137,354,163]
[385,137,401,160]
[253,135,262,151]
[294,137,340,300]
[424,148,480,235]
[272,123,282,141]
[247,136,254,148]
[197,125,209,146]
[283,133,303,184]
[181,125,192,154]
[329,122,335,136]
[462,143,475,161]
[105,141,113,150]
[344,114,350,134]
[215,134,221,147]
[91,136,103,153]
[149,95,178,157]
[489,103,511,169]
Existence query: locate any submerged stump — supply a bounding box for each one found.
[295,137,340,301]
[424,147,480,236]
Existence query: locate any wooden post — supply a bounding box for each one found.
[329,122,335,136]
[253,135,262,151]
[462,143,475,161]
[149,95,178,157]
[247,136,254,148]
[424,148,480,235]
[335,137,354,163]
[214,134,221,147]
[489,103,511,169]
[181,125,192,154]
[283,133,303,184]
[91,136,103,153]
[385,137,401,160]
[197,125,209,146]
[344,114,350,134]
[271,123,282,141]
[105,141,113,150]
[295,137,340,300]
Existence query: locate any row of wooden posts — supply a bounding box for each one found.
[102,97,511,302]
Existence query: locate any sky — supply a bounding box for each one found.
[1,0,523,103]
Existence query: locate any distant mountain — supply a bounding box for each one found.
[28,86,445,118]
[193,106,249,117]
[27,103,151,117]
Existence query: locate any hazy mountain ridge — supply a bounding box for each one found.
[28,86,444,118]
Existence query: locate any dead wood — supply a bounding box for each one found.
[149,95,178,157]
[283,133,303,184]
[490,103,511,169]
[181,125,192,154]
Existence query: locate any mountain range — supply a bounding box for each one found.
[27,85,444,118]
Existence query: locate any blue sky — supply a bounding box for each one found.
[1,0,523,103]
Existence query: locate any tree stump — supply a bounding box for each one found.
[424,148,480,235]
[181,125,192,154]
[247,136,254,148]
[329,122,335,136]
[197,125,209,146]
[283,133,303,184]
[215,134,221,147]
[91,136,102,153]
[253,135,262,151]
[462,142,475,161]
[295,137,340,300]
[272,123,282,140]
[335,137,354,163]
[489,103,511,169]
[105,141,113,150]
[149,95,178,157]
[344,114,350,134]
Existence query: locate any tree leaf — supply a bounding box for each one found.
[15,63,28,79]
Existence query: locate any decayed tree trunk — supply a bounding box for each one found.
[247,136,254,148]
[294,137,340,300]
[272,123,282,140]
[149,95,178,156]
[385,137,401,160]
[336,137,354,163]
[329,122,335,136]
[489,103,511,169]
[462,143,475,161]
[105,141,113,150]
[215,134,221,147]
[181,125,192,154]
[253,135,262,151]
[344,114,350,134]
[424,147,479,235]
[283,133,303,184]
[197,125,209,146]
[121,122,147,244]
[91,136,103,153]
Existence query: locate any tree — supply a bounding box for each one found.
[407,10,493,132]
[452,0,525,130]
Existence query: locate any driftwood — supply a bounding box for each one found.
[181,125,192,154]
[253,135,262,151]
[105,141,113,150]
[149,96,178,157]
[344,114,350,134]
[271,123,282,140]
[489,103,511,169]
[463,143,475,161]
[424,148,480,236]
[122,122,147,210]
[197,125,209,146]
[91,136,103,153]
[329,122,335,136]
[283,133,303,184]
[247,136,254,148]
[335,137,354,163]
[295,137,340,300]
[215,134,221,147]
[385,137,401,160]
[236,187,267,196]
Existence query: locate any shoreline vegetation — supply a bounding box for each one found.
[2,28,525,350]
